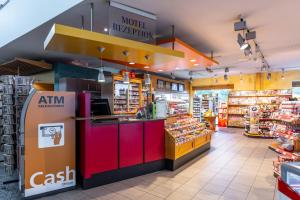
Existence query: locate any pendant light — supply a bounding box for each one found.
[122,50,130,84]
[143,54,151,85]
[97,47,106,83]
[145,74,151,85]
[123,72,130,84]
[98,68,105,83]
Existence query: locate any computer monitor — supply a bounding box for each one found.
[91,98,111,116]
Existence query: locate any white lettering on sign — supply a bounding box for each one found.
[29,166,75,188]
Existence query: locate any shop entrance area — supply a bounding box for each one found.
[36,128,278,200]
[2,0,300,199]
[193,89,229,127]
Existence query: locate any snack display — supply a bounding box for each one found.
[268,101,300,176]
[228,90,292,128]
[193,97,201,120]
[245,104,279,137]
[113,76,142,114]
[165,117,207,144]
[142,83,152,107]
[165,114,212,162]
[218,103,227,127]
[168,100,189,115]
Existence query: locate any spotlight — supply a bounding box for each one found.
[189,77,193,83]
[214,75,218,84]
[224,74,228,81]
[144,66,150,69]
[237,33,249,50]
[234,18,247,31]
[104,27,108,32]
[246,31,256,40]
[281,68,285,80]
[244,45,252,56]
[129,62,135,65]
[224,67,229,81]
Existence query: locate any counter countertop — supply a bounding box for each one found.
[75,115,165,124]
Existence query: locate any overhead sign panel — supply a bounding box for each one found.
[109,2,156,44]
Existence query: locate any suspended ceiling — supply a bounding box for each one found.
[1,0,300,79]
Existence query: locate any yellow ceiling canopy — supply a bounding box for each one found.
[44,24,184,72]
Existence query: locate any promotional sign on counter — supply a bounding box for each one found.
[19,91,76,198]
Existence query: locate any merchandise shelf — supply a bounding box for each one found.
[243,132,275,139]
[268,145,300,161]
[165,114,212,170]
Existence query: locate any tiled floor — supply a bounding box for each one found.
[39,128,279,200]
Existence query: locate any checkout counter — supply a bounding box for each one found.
[77,92,165,188]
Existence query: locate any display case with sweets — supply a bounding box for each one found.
[228,90,292,129]
[268,101,300,177]
[165,114,212,170]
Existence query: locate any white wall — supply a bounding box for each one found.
[0,0,83,48]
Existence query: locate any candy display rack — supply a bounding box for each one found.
[244,105,278,138]
[227,90,292,128]
[193,97,201,121]
[165,114,212,170]
[112,75,142,114]
[268,101,300,177]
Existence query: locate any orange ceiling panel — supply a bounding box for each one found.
[156,38,219,72]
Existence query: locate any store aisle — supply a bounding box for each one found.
[39,128,278,200]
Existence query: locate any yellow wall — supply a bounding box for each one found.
[33,71,54,84]
[192,70,300,91]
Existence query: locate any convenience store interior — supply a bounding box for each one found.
[0,0,300,200]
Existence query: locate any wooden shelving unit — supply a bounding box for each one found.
[113,75,142,114]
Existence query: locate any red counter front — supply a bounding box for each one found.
[78,92,165,188]
[119,122,143,168]
[144,120,165,162]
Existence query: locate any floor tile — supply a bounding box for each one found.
[193,189,220,200]
[36,128,278,200]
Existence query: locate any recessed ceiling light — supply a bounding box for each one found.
[158,69,163,72]
[189,59,196,62]
[129,62,135,65]
[104,28,108,32]
[144,66,150,69]
[193,63,199,66]
[175,67,180,70]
